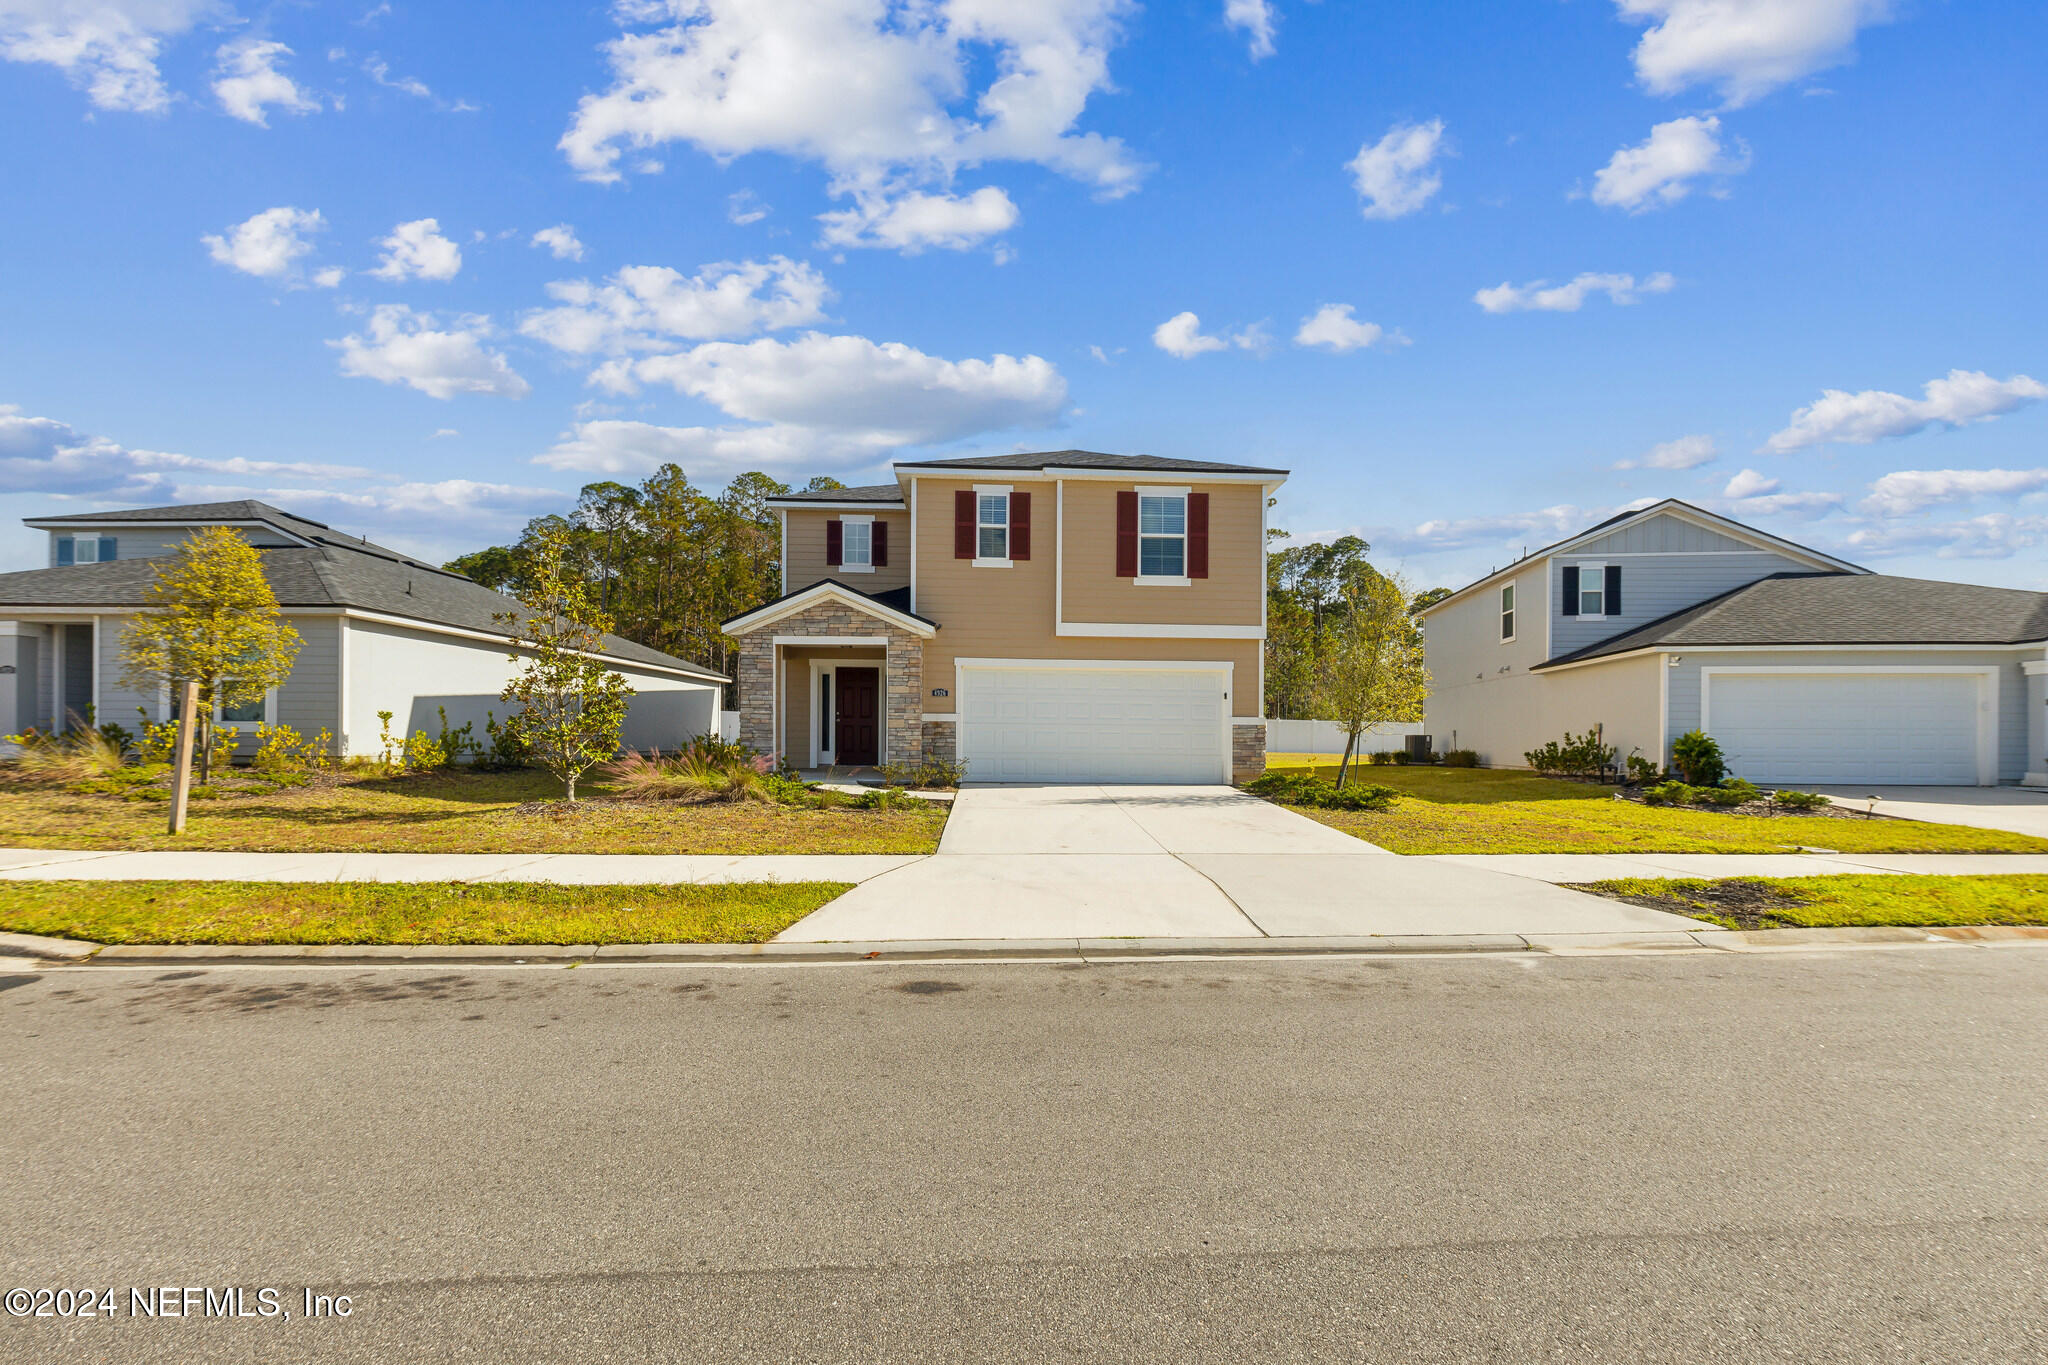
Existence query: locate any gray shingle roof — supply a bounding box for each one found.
[893,449,1288,475]
[721,577,938,631]
[24,500,422,561]
[1535,573,2048,669]
[0,541,724,680]
[766,483,905,506]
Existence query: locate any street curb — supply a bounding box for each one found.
[31,924,2048,966]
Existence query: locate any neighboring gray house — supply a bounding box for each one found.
[0,501,725,757]
[1420,500,2048,787]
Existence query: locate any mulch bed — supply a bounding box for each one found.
[1610,791,1894,822]
[1579,877,1815,930]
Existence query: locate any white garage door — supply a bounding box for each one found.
[959,665,1227,784]
[1706,672,1984,786]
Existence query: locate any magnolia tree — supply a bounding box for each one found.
[120,526,301,782]
[1315,568,1429,788]
[496,528,635,802]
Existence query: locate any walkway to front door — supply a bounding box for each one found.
[775,785,1704,942]
[834,667,879,766]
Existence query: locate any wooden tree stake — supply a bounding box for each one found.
[168,679,199,835]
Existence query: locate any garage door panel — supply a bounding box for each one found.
[961,666,1226,784]
[1708,673,1981,786]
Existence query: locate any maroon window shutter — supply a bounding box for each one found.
[872,520,889,567]
[1115,490,1138,578]
[1011,491,1031,561]
[825,518,842,566]
[1187,493,1210,579]
[954,490,975,559]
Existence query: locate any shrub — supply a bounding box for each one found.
[1368,750,1399,766]
[1669,730,1726,787]
[1772,788,1831,812]
[1641,780,1697,806]
[252,722,334,775]
[2,727,128,783]
[1442,749,1479,768]
[1693,783,1751,808]
[851,786,919,811]
[1625,751,1661,786]
[1244,771,1397,811]
[482,711,528,769]
[1524,728,1618,778]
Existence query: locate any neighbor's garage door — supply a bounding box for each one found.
[1706,672,1983,786]
[959,665,1227,784]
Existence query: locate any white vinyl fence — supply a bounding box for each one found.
[1265,719,1426,755]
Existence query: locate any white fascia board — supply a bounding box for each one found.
[766,501,906,512]
[955,657,1231,672]
[1536,638,2048,674]
[774,635,888,647]
[23,518,317,546]
[1055,622,1263,639]
[722,582,936,638]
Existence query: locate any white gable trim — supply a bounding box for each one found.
[722,581,937,639]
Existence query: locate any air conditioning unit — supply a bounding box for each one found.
[1405,734,1434,762]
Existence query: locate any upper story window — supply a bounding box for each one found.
[977,493,1009,560]
[1564,563,1620,617]
[840,518,872,568]
[1499,583,1515,642]
[1579,566,1603,616]
[1138,493,1186,578]
[56,534,113,565]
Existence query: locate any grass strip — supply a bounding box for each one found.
[0,880,851,946]
[1570,874,2048,930]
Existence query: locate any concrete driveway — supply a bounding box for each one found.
[777,785,1702,942]
[1806,785,2048,839]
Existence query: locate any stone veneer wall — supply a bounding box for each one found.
[734,600,924,767]
[1231,720,1267,784]
[922,719,956,766]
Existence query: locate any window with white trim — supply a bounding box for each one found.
[840,519,872,568]
[214,680,271,726]
[1499,583,1515,642]
[977,493,1009,560]
[1578,564,1605,617]
[1138,493,1186,578]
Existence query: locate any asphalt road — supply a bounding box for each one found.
[5,947,2047,1363]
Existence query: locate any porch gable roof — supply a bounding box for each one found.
[721,578,939,639]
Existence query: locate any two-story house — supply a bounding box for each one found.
[721,451,1288,783]
[0,500,724,757]
[1421,499,2048,787]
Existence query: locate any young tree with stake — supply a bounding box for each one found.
[1316,568,1430,788]
[496,527,635,803]
[119,526,302,787]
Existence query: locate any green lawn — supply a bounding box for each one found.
[1257,758,2048,855]
[1571,874,2048,930]
[0,768,947,855]
[0,880,849,945]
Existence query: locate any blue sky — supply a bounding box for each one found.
[3,0,2044,591]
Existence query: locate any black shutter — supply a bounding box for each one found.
[1604,564,1622,615]
[1561,565,1580,616]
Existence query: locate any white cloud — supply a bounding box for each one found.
[370,217,463,282]
[332,305,529,400]
[530,224,585,261]
[1591,115,1748,212]
[1616,0,1893,107]
[0,0,219,114]
[543,331,1066,477]
[1224,0,1276,59]
[1844,512,2048,562]
[520,257,831,355]
[558,0,1144,243]
[1293,304,1397,353]
[1347,118,1447,220]
[211,37,318,126]
[1375,500,1661,556]
[1722,467,1778,498]
[0,402,371,501]
[202,206,337,284]
[817,186,1018,253]
[1764,370,2048,453]
[1726,489,1842,517]
[1861,468,2048,517]
[727,190,769,225]
[1151,311,1264,359]
[1474,271,1675,313]
[1615,434,1718,470]
[363,54,427,98]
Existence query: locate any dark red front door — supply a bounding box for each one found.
[835,667,880,766]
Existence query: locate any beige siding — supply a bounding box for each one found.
[911,476,1261,717]
[778,645,885,764]
[782,508,910,595]
[1425,649,1662,769]
[1061,481,1263,626]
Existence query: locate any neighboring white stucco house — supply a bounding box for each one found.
[0,501,725,756]
[1420,500,2048,787]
